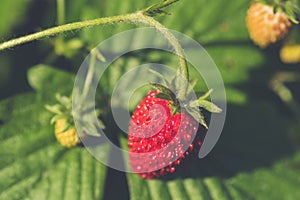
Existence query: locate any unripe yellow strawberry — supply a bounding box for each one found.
[55,118,81,147]
[246,2,292,48]
[46,94,104,147]
[280,44,300,64]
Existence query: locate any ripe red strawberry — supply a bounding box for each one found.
[246,2,292,48]
[128,90,206,179]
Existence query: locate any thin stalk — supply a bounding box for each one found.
[0,13,139,51]
[0,9,189,96]
[137,13,189,98]
[57,0,65,25]
[81,49,97,103]
[138,14,188,80]
[270,72,300,117]
[56,0,66,54]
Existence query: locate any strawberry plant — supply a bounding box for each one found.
[0,0,300,200]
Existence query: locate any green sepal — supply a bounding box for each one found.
[199,89,213,100]
[57,122,73,134]
[190,99,222,113]
[45,94,73,124]
[150,83,176,99]
[55,93,72,109]
[264,0,300,24]
[185,106,208,129]
[186,79,199,95]
[155,93,172,101]
[147,9,171,17]
[282,1,300,24]
[97,119,106,130]
[44,104,64,115]
[149,82,181,112]
[189,79,199,90]
[45,93,105,137]
[49,114,68,125]
[143,0,179,17]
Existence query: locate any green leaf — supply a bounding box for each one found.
[122,102,300,200]
[28,65,75,95]
[229,152,300,200]
[185,105,208,129]
[2,0,300,199]
[72,1,300,198]
[190,99,222,113]
[149,82,176,101]
[0,66,107,200]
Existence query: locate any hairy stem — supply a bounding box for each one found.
[137,13,189,98]
[137,13,188,81]
[0,13,138,51]
[0,9,189,96]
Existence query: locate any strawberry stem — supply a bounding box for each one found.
[0,0,189,100]
[56,0,65,26]
[137,13,189,98]
[0,13,146,51]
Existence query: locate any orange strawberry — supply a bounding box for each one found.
[246,2,292,48]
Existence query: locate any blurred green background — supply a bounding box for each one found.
[0,0,300,199]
